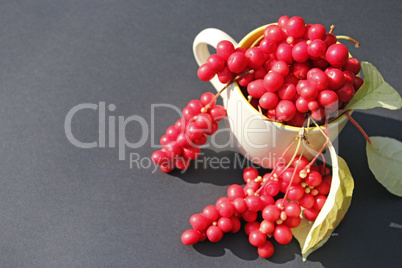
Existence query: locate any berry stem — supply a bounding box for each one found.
[344,111,371,144]
[329,25,335,34]
[336,35,360,48]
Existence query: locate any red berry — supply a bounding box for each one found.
[216,199,235,217]
[353,77,364,90]
[295,96,310,113]
[323,33,337,47]
[258,240,275,259]
[206,225,223,242]
[259,92,279,109]
[227,184,246,201]
[337,84,355,103]
[217,66,234,83]
[247,79,266,98]
[271,60,289,76]
[243,166,259,182]
[287,184,305,201]
[206,54,225,72]
[264,24,285,43]
[278,15,290,29]
[259,37,277,54]
[227,51,248,73]
[325,67,345,91]
[314,195,327,210]
[218,217,233,233]
[299,193,315,209]
[276,42,294,64]
[303,207,320,221]
[274,225,293,244]
[285,202,302,218]
[286,16,306,38]
[242,210,258,223]
[283,216,301,228]
[326,44,349,68]
[245,47,266,69]
[260,220,275,235]
[232,197,248,214]
[249,230,267,247]
[197,63,215,81]
[244,221,260,236]
[263,71,285,92]
[181,229,200,245]
[209,105,227,121]
[264,178,280,197]
[189,214,209,232]
[276,100,297,122]
[292,41,309,63]
[307,39,326,58]
[216,40,235,61]
[308,24,326,40]
[343,57,361,75]
[317,90,339,113]
[293,62,310,79]
[202,205,220,222]
[245,195,263,212]
[262,204,281,222]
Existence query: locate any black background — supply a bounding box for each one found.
[0,1,401,267]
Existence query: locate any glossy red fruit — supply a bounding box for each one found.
[249,229,267,247]
[243,166,259,182]
[218,217,233,233]
[197,63,215,81]
[326,44,349,68]
[206,225,224,242]
[244,221,260,236]
[206,54,225,72]
[227,184,246,201]
[285,16,306,38]
[181,229,200,245]
[274,225,293,244]
[227,52,248,73]
[202,205,220,222]
[262,204,281,222]
[276,100,297,122]
[258,240,275,258]
[216,40,235,61]
[245,47,266,69]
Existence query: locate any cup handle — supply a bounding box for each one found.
[193,28,238,93]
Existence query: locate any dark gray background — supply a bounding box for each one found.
[0,0,401,267]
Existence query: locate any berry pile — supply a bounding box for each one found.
[197,15,363,126]
[151,92,227,172]
[181,155,332,259]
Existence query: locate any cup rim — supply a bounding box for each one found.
[233,23,350,133]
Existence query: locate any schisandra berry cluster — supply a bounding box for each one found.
[197,15,363,126]
[181,155,332,259]
[151,92,227,172]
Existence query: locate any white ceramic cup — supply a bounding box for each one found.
[193,25,349,169]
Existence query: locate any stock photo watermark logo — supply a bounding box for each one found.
[63,101,333,172]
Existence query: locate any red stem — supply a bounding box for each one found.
[344,111,371,144]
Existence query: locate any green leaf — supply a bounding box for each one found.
[344,62,402,111]
[292,141,354,261]
[366,136,402,197]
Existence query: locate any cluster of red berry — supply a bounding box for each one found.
[181,155,332,259]
[151,92,226,172]
[197,16,363,126]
